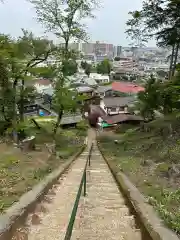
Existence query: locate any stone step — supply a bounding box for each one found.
[71,227,142,240]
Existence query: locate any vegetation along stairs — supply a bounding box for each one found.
[9,129,152,240]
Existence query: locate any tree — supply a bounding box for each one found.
[137,75,161,120]
[81,61,88,70]
[62,59,78,76]
[0,32,54,141]
[97,59,111,75]
[85,63,91,77]
[29,0,98,137]
[0,57,14,128]
[52,74,78,136]
[16,30,54,121]
[29,0,98,57]
[29,65,56,79]
[126,0,180,79]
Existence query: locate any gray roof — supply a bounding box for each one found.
[76,86,94,93]
[43,87,54,96]
[60,115,82,125]
[97,85,112,93]
[82,77,97,86]
[103,97,135,107]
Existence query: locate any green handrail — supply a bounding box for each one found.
[64,143,93,240]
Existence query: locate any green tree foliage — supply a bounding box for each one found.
[62,59,78,76]
[136,71,180,120]
[137,75,161,120]
[0,57,14,125]
[29,66,56,79]
[0,32,54,137]
[81,61,88,70]
[96,59,111,75]
[52,74,78,135]
[85,63,91,77]
[29,0,98,56]
[126,0,180,78]
[29,0,98,136]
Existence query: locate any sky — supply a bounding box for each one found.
[0,0,156,47]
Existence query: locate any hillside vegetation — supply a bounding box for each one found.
[0,121,86,213]
[99,114,180,235]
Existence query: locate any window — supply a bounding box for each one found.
[110,107,117,112]
[119,107,124,111]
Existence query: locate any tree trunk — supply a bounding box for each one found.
[168,44,175,80]
[65,39,69,60]
[172,43,179,77]
[19,79,25,122]
[53,108,63,137]
[12,79,19,143]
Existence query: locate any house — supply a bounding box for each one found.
[104,114,143,125]
[34,79,52,94]
[100,97,135,115]
[97,85,112,97]
[112,82,144,94]
[90,73,110,84]
[87,104,143,128]
[76,86,95,98]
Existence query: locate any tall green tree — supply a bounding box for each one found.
[85,63,91,77]
[96,59,111,75]
[126,0,180,79]
[17,30,54,121]
[29,65,56,79]
[62,59,78,76]
[29,0,98,136]
[81,61,88,70]
[137,75,161,120]
[52,75,78,135]
[0,32,54,140]
[29,0,98,58]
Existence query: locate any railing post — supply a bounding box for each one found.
[89,143,93,166]
[88,153,90,166]
[84,171,86,196]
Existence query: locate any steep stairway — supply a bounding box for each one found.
[12,148,89,240]
[71,143,143,240]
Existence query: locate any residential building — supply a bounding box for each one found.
[100,97,135,115]
[112,82,144,94]
[76,86,95,98]
[90,73,110,84]
[34,79,52,94]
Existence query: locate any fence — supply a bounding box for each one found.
[64,143,93,240]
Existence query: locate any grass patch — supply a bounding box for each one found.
[98,118,180,235]
[0,122,85,213]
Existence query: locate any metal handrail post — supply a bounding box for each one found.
[88,153,90,166]
[88,143,93,166]
[84,171,86,196]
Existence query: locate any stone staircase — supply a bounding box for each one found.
[71,144,142,240]
[12,131,143,240]
[12,148,89,240]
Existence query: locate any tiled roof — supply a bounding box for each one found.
[112,82,144,93]
[97,85,112,93]
[104,114,143,124]
[103,97,135,107]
